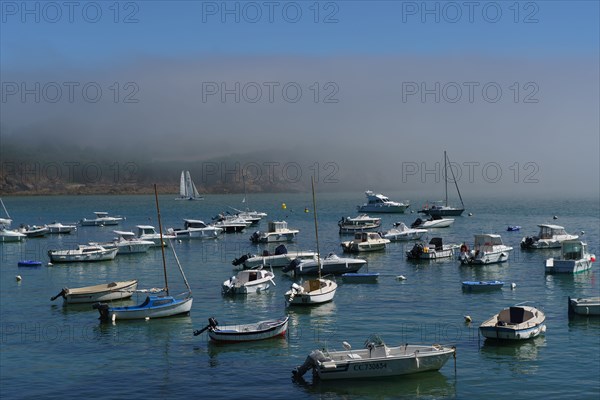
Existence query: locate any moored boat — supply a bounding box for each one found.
[479,304,546,340]
[293,335,455,381]
[283,253,367,276]
[545,240,595,274]
[418,151,465,217]
[18,225,49,237]
[341,232,390,253]
[194,316,289,343]
[249,221,299,243]
[222,268,275,295]
[406,238,459,260]
[461,280,504,292]
[80,212,124,226]
[48,244,118,263]
[357,191,410,213]
[459,234,513,265]
[46,222,77,234]
[167,219,223,239]
[51,280,138,304]
[383,222,427,241]
[175,170,204,200]
[232,244,316,269]
[136,225,176,246]
[568,297,600,316]
[338,214,382,234]
[411,216,454,229]
[520,224,578,249]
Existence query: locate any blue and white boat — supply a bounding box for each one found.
[479,304,546,340]
[93,186,193,321]
[545,240,595,274]
[461,280,504,292]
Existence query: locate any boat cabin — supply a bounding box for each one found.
[354,232,382,242]
[136,225,158,235]
[561,240,586,260]
[538,224,568,239]
[268,221,289,232]
[473,234,504,249]
[428,237,444,251]
[184,219,210,229]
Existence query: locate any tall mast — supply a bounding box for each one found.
[446,152,465,208]
[444,150,448,207]
[154,184,169,296]
[311,176,322,279]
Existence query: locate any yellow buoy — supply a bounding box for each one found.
[304,207,309,213]
[282,203,287,210]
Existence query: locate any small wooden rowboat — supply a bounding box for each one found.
[194,316,289,343]
[51,280,138,304]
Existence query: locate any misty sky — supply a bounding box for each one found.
[1,1,598,198]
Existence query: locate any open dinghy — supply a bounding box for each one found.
[194,316,289,343]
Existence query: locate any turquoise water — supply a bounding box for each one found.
[1,193,599,399]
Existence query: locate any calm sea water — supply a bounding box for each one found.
[1,193,599,399]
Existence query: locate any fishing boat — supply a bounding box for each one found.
[46,222,77,234]
[293,335,456,381]
[568,297,600,316]
[283,253,367,276]
[249,221,299,243]
[222,268,275,295]
[545,240,595,274]
[520,224,579,249]
[338,214,382,234]
[406,238,459,260]
[357,191,410,213]
[383,222,427,241]
[419,151,465,216]
[96,231,155,254]
[232,244,316,269]
[175,170,204,200]
[167,219,223,239]
[194,316,289,343]
[48,244,119,263]
[461,280,504,292]
[80,212,124,226]
[479,304,546,340]
[94,185,193,321]
[341,232,390,253]
[51,280,138,304]
[410,215,454,229]
[459,234,513,265]
[284,177,337,306]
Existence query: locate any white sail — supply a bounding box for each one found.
[179,171,186,197]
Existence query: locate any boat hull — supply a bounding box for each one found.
[545,259,593,274]
[461,281,504,292]
[207,317,289,343]
[61,281,138,304]
[0,231,26,242]
[358,205,409,213]
[285,279,337,305]
[289,260,366,276]
[461,250,512,265]
[48,248,118,263]
[479,306,546,340]
[479,323,546,340]
[242,252,316,269]
[568,297,600,316]
[420,208,464,217]
[96,295,193,320]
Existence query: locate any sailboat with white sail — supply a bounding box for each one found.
[94,185,193,321]
[175,171,204,201]
[419,151,465,217]
[284,177,337,305]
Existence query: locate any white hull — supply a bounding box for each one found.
[252,232,297,243]
[80,218,122,226]
[171,228,222,239]
[46,223,77,234]
[341,242,388,253]
[222,269,275,295]
[0,229,26,242]
[358,204,409,213]
[48,247,118,263]
[479,305,546,340]
[461,248,512,265]
[285,279,337,305]
[294,340,455,380]
[222,281,271,294]
[284,256,366,276]
[546,259,593,274]
[243,252,316,269]
[207,317,289,342]
[383,229,426,242]
[54,280,138,304]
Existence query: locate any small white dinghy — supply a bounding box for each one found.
[479,304,546,340]
[222,268,275,295]
[194,316,289,343]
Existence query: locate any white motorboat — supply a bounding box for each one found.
[341,232,390,253]
[194,316,289,343]
[293,335,455,381]
[51,280,138,304]
[520,224,578,249]
[18,225,49,237]
[175,170,204,200]
[357,191,410,213]
[283,253,367,276]
[136,225,176,247]
[419,151,465,217]
[48,244,119,263]
[250,221,299,243]
[406,237,459,260]
[222,268,275,295]
[80,212,123,226]
[0,199,26,242]
[232,244,316,269]
[383,222,427,241]
[230,207,267,225]
[46,222,77,234]
[459,234,513,265]
[545,240,596,274]
[568,297,600,316]
[168,219,223,239]
[338,214,381,234]
[95,231,155,254]
[410,216,454,229]
[284,278,337,305]
[479,304,546,340]
[212,214,250,233]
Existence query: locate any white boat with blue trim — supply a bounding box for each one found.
[545,240,595,274]
[194,316,289,343]
[479,304,546,340]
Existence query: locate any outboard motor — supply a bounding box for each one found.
[282,258,302,273]
[93,302,110,321]
[411,218,423,228]
[232,253,252,266]
[275,244,288,255]
[409,243,424,258]
[250,231,262,243]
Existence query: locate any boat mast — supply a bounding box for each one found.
[311,176,322,279]
[0,198,10,219]
[446,152,465,208]
[154,184,169,296]
[444,151,448,207]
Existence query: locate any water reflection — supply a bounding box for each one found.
[294,371,456,399]
[205,337,289,368]
[480,336,545,375]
